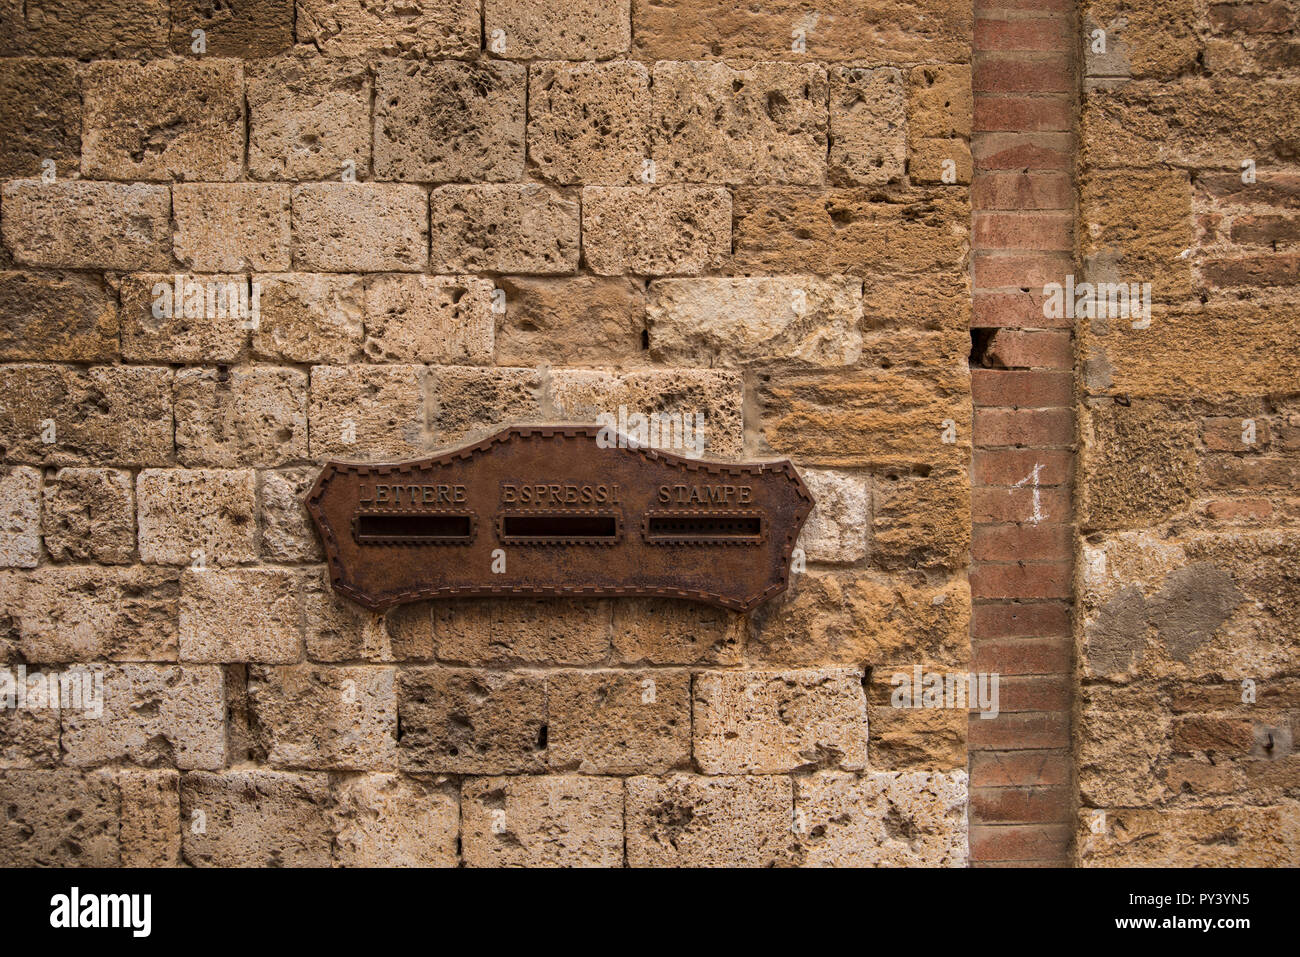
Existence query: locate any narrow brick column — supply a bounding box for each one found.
[968,0,1077,866]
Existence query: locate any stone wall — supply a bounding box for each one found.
[0,1,973,866]
[1075,0,1300,866]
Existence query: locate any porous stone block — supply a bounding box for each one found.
[137,469,258,566]
[62,664,226,770]
[41,468,134,564]
[581,186,731,275]
[374,61,524,182]
[172,184,292,272]
[308,364,426,459]
[179,567,302,663]
[625,774,796,867]
[174,367,308,468]
[292,183,428,271]
[248,55,371,181]
[527,60,650,185]
[1,181,171,270]
[461,775,624,867]
[547,670,691,773]
[181,770,334,867]
[428,184,580,274]
[363,274,494,363]
[81,59,243,181]
[693,668,869,774]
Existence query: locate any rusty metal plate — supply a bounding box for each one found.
[307,425,814,612]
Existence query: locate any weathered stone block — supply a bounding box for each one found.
[119,769,181,867]
[374,61,524,182]
[364,274,494,363]
[333,773,458,867]
[181,770,334,866]
[309,364,426,459]
[292,183,428,271]
[485,0,630,59]
[175,367,308,468]
[758,366,970,470]
[424,366,544,448]
[749,571,970,669]
[172,184,292,272]
[647,276,863,367]
[829,67,906,186]
[13,566,180,662]
[252,273,364,364]
[0,769,121,866]
[611,598,743,665]
[0,57,80,179]
[0,467,39,568]
[169,0,293,57]
[733,187,969,275]
[872,467,970,571]
[137,469,258,566]
[494,276,644,366]
[429,184,580,274]
[796,770,968,866]
[547,670,691,773]
[260,467,324,562]
[528,60,650,185]
[120,274,249,364]
[0,364,174,466]
[248,55,371,181]
[625,774,796,867]
[81,59,243,181]
[431,598,610,665]
[1080,805,1300,867]
[550,368,744,458]
[248,665,396,770]
[1,181,171,270]
[581,186,731,275]
[0,271,118,362]
[41,468,134,564]
[295,0,479,58]
[62,664,225,770]
[461,775,623,867]
[652,61,827,185]
[631,0,970,65]
[0,706,60,768]
[179,568,302,663]
[3,0,169,57]
[694,668,868,774]
[1081,168,1194,301]
[398,668,547,773]
[796,468,870,564]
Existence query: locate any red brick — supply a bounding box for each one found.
[1201,415,1270,451]
[973,369,1072,406]
[972,289,1070,328]
[981,329,1073,370]
[970,562,1071,600]
[972,486,1071,524]
[1230,214,1300,245]
[1203,254,1300,287]
[974,18,1071,52]
[971,785,1073,823]
[973,448,1073,485]
[972,636,1071,675]
[973,602,1070,639]
[1209,1,1293,33]
[968,710,1070,750]
[974,55,1072,94]
[973,170,1073,211]
[973,132,1072,171]
[973,252,1073,289]
[1172,715,1255,753]
[969,823,1072,862]
[974,407,1074,446]
[1204,498,1274,521]
[972,524,1071,562]
[1195,172,1300,206]
[973,211,1073,250]
[995,675,1071,712]
[969,749,1072,787]
[975,95,1072,132]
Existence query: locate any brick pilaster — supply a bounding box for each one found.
[968,0,1078,866]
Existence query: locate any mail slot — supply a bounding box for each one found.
[308,425,814,612]
[354,512,474,544]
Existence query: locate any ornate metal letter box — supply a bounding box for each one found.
[307,426,814,612]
